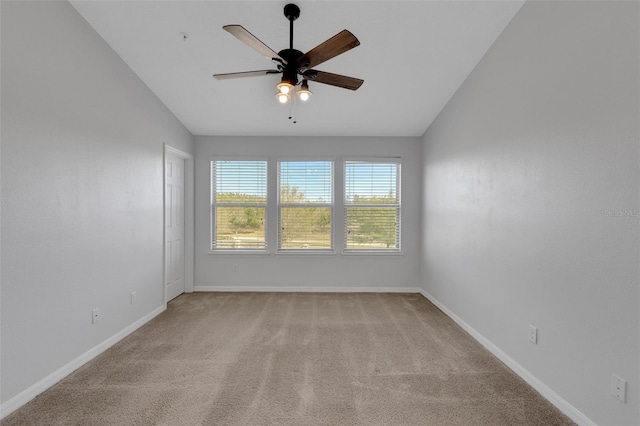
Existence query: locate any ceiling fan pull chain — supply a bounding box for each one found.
[291,93,298,124]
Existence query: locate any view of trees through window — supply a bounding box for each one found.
[345,203,398,249]
[214,193,266,249]
[279,184,332,249]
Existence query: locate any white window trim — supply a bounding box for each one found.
[206,156,404,256]
[277,159,335,252]
[343,158,402,253]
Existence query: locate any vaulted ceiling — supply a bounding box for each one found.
[70,1,523,137]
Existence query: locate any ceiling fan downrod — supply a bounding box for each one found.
[284,3,300,50]
[278,4,304,91]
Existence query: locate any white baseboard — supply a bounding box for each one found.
[418,289,596,426]
[194,285,422,293]
[0,305,166,420]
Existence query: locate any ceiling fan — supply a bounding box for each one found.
[213,3,364,105]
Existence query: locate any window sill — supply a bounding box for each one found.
[206,250,403,257]
[275,250,337,256]
[341,251,404,256]
[208,250,270,256]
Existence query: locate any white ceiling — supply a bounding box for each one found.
[70,1,523,137]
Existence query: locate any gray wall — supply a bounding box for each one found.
[195,136,422,290]
[1,1,193,405]
[421,1,639,425]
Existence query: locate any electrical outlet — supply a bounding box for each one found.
[92,308,100,324]
[233,264,239,272]
[528,325,537,344]
[130,291,137,304]
[611,374,627,403]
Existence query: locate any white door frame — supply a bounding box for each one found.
[163,144,194,305]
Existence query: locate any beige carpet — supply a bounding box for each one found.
[2,292,574,425]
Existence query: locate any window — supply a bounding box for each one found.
[344,161,400,251]
[209,158,402,254]
[278,161,333,250]
[211,160,267,250]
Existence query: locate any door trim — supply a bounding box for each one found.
[163,144,194,306]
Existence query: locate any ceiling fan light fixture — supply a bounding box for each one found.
[277,80,294,95]
[276,91,290,104]
[298,80,312,101]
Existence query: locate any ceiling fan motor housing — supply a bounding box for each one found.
[278,48,305,85]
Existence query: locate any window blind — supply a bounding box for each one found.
[211,160,267,249]
[344,161,400,251]
[278,161,333,250]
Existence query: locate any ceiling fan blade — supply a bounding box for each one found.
[297,30,360,69]
[223,25,286,64]
[213,70,281,80]
[307,70,364,91]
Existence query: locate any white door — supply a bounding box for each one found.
[165,153,185,301]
